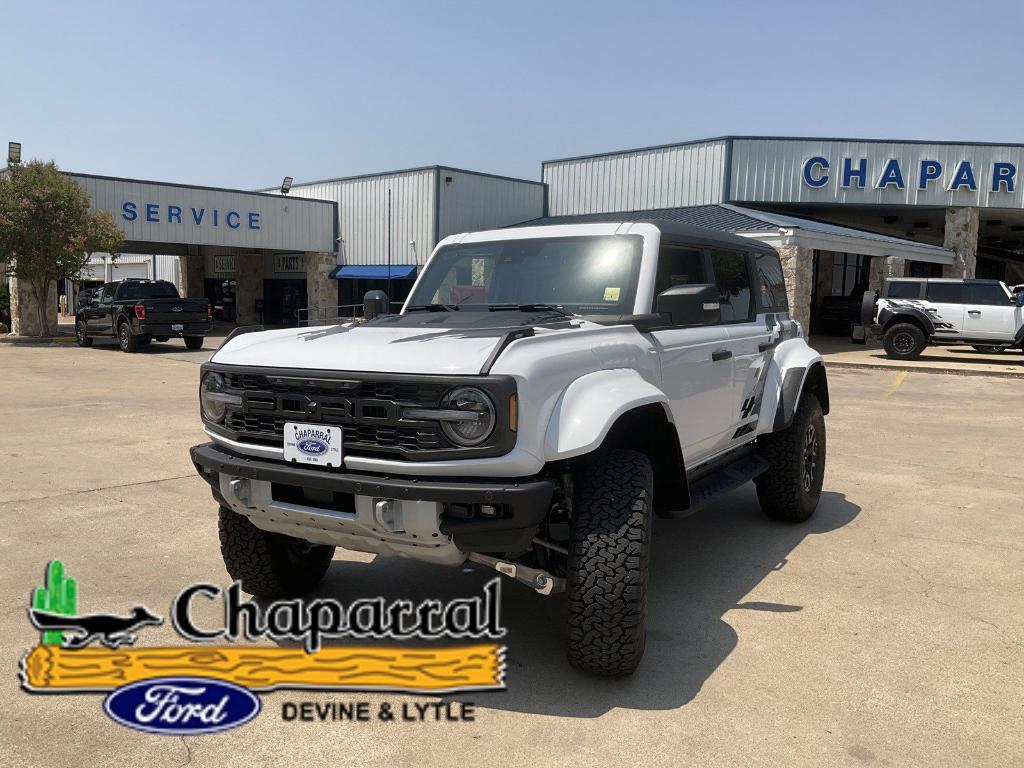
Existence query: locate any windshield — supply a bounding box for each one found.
[116,281,179,300]
[407,235,643,315]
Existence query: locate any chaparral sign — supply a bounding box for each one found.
[802,156,1017,193]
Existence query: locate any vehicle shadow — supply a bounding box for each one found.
[274,486,859,718]
[87,339,206,354]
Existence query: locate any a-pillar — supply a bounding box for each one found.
[942,207,979,278]
[8,276,58,336]
[306,252,338,323]
[235,254,263,325]
[177,254,204,299]
[776,244,814,333]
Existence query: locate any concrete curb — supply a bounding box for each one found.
[826,359,1024,380]
[0,335,76,346]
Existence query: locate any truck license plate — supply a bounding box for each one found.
[171,323,184,331]
[284,422,343,467]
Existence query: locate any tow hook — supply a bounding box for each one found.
[467,553,565,596]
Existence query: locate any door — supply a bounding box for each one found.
[727,249,785,439]
[263,279,308,326]
[961,282,1017,341]
[924,282,966,340]
[648,245,736,466]
[87,283,114,334]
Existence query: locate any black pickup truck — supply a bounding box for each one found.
[75,279,211,352]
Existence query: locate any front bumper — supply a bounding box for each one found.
[190,442,555,553]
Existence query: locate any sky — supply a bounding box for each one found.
[2,0,1023,190]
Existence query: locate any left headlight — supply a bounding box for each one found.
[200,372,228,423]
[439,387,496,446]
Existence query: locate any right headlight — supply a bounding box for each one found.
[439,387,496,446]
[200,372,229,423]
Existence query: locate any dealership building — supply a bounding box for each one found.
[11,135,1024,336]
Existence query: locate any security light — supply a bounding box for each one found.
[8,141,21,164]
[281,176,293,195]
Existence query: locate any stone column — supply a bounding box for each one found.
[177,255,204,298]
[942,207,979,278]
[868,256,907,290]
[777,244,814,333]
[305,252,338,323]
[9,276,58,337]
[235,254,264,325]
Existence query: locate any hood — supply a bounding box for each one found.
[210,312,580,375]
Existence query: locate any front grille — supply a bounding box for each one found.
[218,372,454,459]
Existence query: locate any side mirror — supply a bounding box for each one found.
[655,283,721,326]
[363,290,390,320]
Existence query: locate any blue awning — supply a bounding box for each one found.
[330,265,417,280]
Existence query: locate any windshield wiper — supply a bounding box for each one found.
[487,303,575,317]
[405,303,459,312]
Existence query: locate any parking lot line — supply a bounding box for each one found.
[880,370,909,399]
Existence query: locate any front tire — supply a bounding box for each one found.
[755,392,826,522]
[75,320,92,347]
[184,336,204,350]
[566,449,653,676]
[118,321,138,353]
[218,507,335,598]
[882,322,926,359]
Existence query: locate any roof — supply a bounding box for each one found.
[542,134,1024,166]
[515,204,955,264]
[257,164,545,193]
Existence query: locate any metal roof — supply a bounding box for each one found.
[513,204,955,264]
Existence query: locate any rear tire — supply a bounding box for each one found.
[184,336,204,350]
[566,449,653,676]
[218,507,335,598]
[882,322,926,359]
[755,392,826,522]
[118,321,138,353]
[154,336,170,342]
[75,320,92,347]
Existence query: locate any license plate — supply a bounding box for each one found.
[171,323,184,331]
[284,422,343,467]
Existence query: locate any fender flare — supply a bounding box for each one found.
[757,339,830,434]
[543,368,672,461]
[877,305,935,336]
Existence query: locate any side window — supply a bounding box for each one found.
[885,281,923,299]
[753,251,788,310]
[967,283,1011,305]
[653,246,705,299]
[926,283,966,303]
[710,250,753,322]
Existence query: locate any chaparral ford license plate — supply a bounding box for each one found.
[284,422,343,467]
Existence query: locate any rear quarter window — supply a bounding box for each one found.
[884,281,924,299]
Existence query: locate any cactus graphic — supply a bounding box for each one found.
[32,560,77,645]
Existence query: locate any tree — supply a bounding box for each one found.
[0,161,123,335]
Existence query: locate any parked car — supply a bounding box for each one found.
[75,279,211,352]
[190,221,829,676]
[856,277,1024,358]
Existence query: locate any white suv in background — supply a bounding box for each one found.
[191,220,830,675]
[861,278,1024,358]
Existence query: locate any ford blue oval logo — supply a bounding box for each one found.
[103,676,261,735]
[297,438,328,455]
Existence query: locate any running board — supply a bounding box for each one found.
[684,454,770,514]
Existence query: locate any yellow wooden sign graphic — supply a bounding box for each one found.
[22,643,505,693]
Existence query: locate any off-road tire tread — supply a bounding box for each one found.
[218,506,334,598]
[755,393,825,522]
[567,449,653,676]
[882,322,926,359]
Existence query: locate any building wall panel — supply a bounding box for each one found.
[437,170,545,241]
[542,139,728,215]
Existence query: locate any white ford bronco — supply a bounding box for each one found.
[858,277,1024,358]
[191,221,830,675]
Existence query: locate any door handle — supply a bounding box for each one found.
[712,349,732,362]
[968,310,981,315]
[758,341,777,353]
